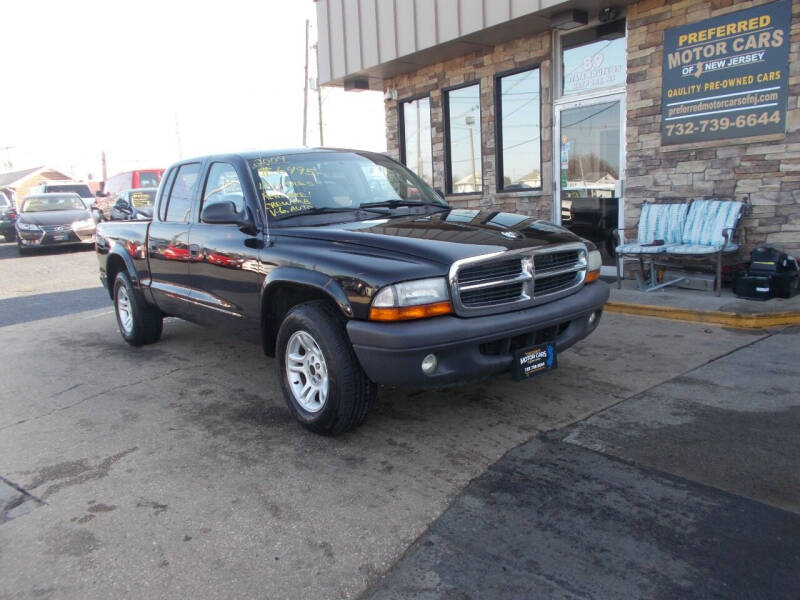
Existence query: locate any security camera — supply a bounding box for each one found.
[599,7,618,22]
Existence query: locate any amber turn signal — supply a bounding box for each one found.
[585,269,600,284]
[369,301,453,321]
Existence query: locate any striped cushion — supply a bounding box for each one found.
[637,202,689,245]
[665,242,739,255]
[616,243,668,254]
[681,200,744,246]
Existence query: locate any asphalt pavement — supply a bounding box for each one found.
[1,239,795,599]
[365,329,800,599]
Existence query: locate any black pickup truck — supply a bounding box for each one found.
[96,149,609,435]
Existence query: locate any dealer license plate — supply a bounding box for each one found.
[512,343,557,381]
[52,234,68,241]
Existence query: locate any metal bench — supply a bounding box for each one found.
[614,200,746,296]
[613,201,689,292]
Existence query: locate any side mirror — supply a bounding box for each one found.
[434,187,446,200]
[115,201,132,213]
[201,201,254,232]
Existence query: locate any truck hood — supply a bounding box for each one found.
[277,209,585,265]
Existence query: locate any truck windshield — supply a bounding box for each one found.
[249,152,447,221]
[46,184,92,198]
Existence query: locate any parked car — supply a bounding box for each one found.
[0,191,17,241]
[35,181,103,223]
[109,188,157,221]
[95,149,608,435]
[102,169,164,199]
[16,193,96,254]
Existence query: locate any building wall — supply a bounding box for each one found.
[625,0,800,256]
[8,170,73,207]
[316,0,573,85]
[384,30,554,219]
[383,0,800,257]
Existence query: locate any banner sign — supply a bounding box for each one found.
[661,0,791,145]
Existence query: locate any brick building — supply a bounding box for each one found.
[315,0,799,277]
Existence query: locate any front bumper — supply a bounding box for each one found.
[17,227,95,247]
[347,281,609,386]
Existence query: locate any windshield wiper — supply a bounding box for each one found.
[360,199,432,209]
[275,206,386,220]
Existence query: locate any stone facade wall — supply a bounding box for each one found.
[626,0,800,256]
[384,31,554,219]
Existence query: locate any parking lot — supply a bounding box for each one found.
[1,240,798,599]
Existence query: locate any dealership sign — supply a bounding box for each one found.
[661,0,791,145]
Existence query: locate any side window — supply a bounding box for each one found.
[158,169,177,221]
[201,162,245,220]
[164,163,201,223]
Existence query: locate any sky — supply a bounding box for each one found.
[0,0,386,181]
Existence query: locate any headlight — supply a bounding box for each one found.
[586,249,602,283]
[72,218,96,229]
[16,221,41,232]
[370,277,452,321]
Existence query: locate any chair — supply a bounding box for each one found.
[664,200,745,296]
[614,202,689,291]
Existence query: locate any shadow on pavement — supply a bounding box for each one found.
[0,240,95,261]
[0,287,110,327]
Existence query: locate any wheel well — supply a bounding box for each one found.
[105,254,127,299]
[261,283,338,357]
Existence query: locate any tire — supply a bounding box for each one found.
[276,300,377,435]
[113,271,163,346]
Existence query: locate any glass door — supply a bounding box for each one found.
[555,93,625,273]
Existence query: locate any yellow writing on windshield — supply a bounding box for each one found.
[264,194,313,217]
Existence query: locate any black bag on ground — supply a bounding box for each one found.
[734,246,798,300]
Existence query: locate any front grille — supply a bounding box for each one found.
[534,250,580,272]
[40,224,71,232]
[461,282,523,307]
[452,244,586,316]
[458,258,522,285]
[535,271,580,295]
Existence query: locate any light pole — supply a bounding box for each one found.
[465,115,476,192]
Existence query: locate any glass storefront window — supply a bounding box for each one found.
[445,84,482,195]
[497,67,541,191]
[562,30,626,95]
[400,96,433,187]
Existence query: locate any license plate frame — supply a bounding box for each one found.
[512,343,557,381]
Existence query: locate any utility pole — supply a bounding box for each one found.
[101,151,108,181]
[0,145,14,171]
[416,101,423,177]
[303,19,310,147]
[314,42,324,146]
[466,116,476,192]
[174,112,183,159]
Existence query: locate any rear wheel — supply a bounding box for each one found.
[276,301,376,435]
[114,272,163,346]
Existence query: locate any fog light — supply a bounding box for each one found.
[421,353,438,375]
[588,311,598,326]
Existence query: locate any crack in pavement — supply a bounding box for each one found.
[0,363,215,432]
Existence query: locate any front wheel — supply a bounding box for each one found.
[113,272,163,346]
[276,301,376,435]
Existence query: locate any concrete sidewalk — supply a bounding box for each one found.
[364,328,800,599]
[605,278,800,329]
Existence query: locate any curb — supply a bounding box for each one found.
[604,301,800,330]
